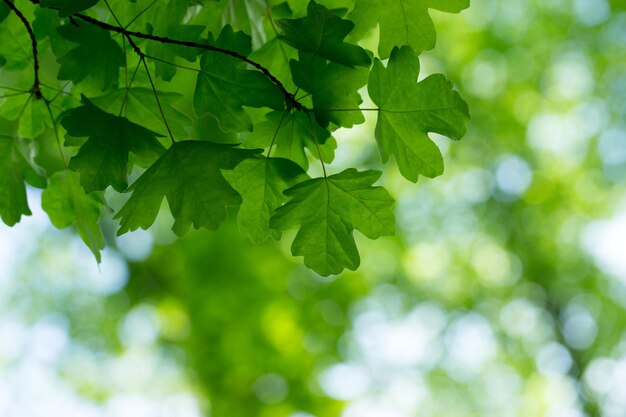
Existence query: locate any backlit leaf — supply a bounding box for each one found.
[116,141,260,236]
[271,169,395,276]
[369,46,470,181]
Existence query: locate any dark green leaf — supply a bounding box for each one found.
[276,0,371,67]
[146,0,205,81]
[223,157,308,244]
[270,169,395,276]
[116,141,260,236]
[90,87,191,140]
[193,25,284,133]
[0,1,10,24]
[40,0,99,17]
[291,54,368,127]
[0,136,36,226]
[369,46,470,181]
[56,21,124,90]
[41,170,105,262]
[61,95,165,192]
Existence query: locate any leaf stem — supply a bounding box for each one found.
[267,109,290,158]
[43,98,68,167]
[118,59,142,117]
[305,112,327,178]
[124,0,157,30]
[141,57,176,143]
[2,0,42,99]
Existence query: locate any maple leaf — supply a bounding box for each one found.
[291,54,368,127]
[40,0,99,17]
[0,95,49,138]
[56,20,124,90]
[223,157,308,244]
[116,141,260,237]
[41,170,105,262]
[245,110,336,170]
[0,136,41,226]
[0,15,34,70]
[369,46,470,181]
[270,169,395,276]
[145,0,205,81]
[276,0,371,68]
[193,26,284,133]
[91,87,191,140]
[61,95,165,192]
[350,0,470,59]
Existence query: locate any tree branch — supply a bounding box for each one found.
[67,12,302,111]
[3,0,42,98]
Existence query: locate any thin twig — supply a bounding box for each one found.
[69,12,301,110]
[2,0,42,98]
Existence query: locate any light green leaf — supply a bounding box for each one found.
[369,46,469,181]
[270,169,395,276]
[246,110,335,170]
[0,15,34,70]
[193,25,284,133]
[223,157,308,244]
[61,95,165,192]
[0,136,38,226]
[40,0,99,17]
[90,87,191,140]
[276,0,371,67]
[42,170,105,262]
[116,141,260,237]
[0,95,49,139]
[56,20,124,90]
[291,54,368,127]
[350,0,470,59]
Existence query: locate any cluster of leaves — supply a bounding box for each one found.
[0,0,469,275]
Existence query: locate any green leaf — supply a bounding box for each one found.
[0,15,34,70]
[249,38,297,92]
[223,157,308,244]
[350,0,470,59]
[246,110,336,170]
[90,87,191,140]
[116,141,260,237]
[193,25,284,133]
[276,0,371,67]
[291,54,368,127]
[0,136,37,226]
[61,95,165,192]
[369,46,469,181]
[56,20,124,90]
[145,0,205,81]
[0,95,49,139]
[40,0,99,17]
[0,2,10,24]
[41,170,105,262]
[270,169,395,276]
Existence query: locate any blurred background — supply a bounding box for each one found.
[1,0,626,416]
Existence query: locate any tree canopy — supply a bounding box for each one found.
[0,0,469,276]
